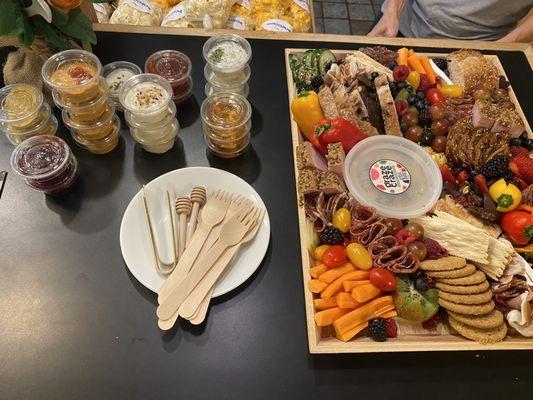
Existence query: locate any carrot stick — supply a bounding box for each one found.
[321,270,370,299]
[407,54,426,74]
[398,48,409,66]
[309,264,328,279]
[314,297,338,310]
[351,284,381,303]
[308,279,328,293]
[336,310,397,342]
[333,296,394,334]
[420,55,437,84]
[318,262,356,283]
[314,307,350,327]
[343,280,371,292]
[336,293,361,309]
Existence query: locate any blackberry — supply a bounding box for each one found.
[433,58,448,71]
[368,318,387,342]
[320,226,345,245]
[418,108,430,126]
[420,128,435,146]
[480,155,509,179]
[311,75,324,90]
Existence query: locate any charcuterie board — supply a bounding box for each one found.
[285,48,533,353]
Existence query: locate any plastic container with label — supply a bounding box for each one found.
[343,135,442,219]
[10,135,78,195]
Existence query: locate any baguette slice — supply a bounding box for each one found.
[374,74,402,136]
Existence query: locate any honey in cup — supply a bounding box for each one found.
[0,84,45,131]
[201,93,252,158]
[42,50,103,106]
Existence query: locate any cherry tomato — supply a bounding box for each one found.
[322,245,348,268]
[346,243,373,270]
[369,267,397,292]
[332,208,351,233]
[440,84,463,98]
[314,244,330,262]
[384,218,403,235]
[407,241,428,261]
[404,223,424,240]
[427,88,445,105]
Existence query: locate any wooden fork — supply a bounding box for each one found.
[158,206,262,330]
[180,208,265,321]
[157,207,260,321]
[157,190,232,303]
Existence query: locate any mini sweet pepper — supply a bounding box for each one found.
[310,117,367,154]
[488,178,522,212]
[290,91,324,140]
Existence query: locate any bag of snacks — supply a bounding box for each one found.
[183,0,236,29]
[110,0,166,26]
[254,13,293,32]
[285,0,311,32]
[93,2,113,23]
[226,0,254,30]
[161,3,190,27]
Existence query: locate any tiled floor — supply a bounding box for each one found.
[313,0,384,35]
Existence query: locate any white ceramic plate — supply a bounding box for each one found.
[120,167,270,297]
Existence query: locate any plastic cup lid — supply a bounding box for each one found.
[343,135,442,219]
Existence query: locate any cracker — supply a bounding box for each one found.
[449,317,507,344]
[435,280,489,294]
[439,298,495,315]
[437,270,487,286]
[425,263,476,279]
[420,256,466,271]
[439,289,493,305]
[447,310,504,330]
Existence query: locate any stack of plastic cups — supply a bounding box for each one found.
[201,34,253,158]
[42,50,120,154]
[119,73,179,154]
[102,61,143,112]
[202,34,252,98]
[145,50,193,108]
[0,84,58,145]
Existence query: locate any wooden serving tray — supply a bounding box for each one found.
[285,48,533,353]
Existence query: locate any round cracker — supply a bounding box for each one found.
[449,317,507,344]
[439,289,493,305]
[425,263,476,279]
[439,298,495,315]
[438,270,487,286]
[420,256,467,271]
[435,280,489,294]
[447,310,504,330]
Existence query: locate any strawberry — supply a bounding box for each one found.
[510,146,529,158]
[513,156,533,184]
[385,318,398,338]
[473,174,488,194]
[439,164,457,186]
[456,170,469,183]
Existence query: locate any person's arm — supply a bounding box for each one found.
[498,13,533,42]
[368,0,409,37]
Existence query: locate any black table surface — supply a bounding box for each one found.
[1,32,533,400]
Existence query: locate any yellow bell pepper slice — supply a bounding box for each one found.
[488,178,522,212]
[290,90,324,140]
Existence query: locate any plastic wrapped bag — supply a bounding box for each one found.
[226,0,254,30]
[184,0,236,29]
[93,2,113,23]
[161,3,190,27]
[110,0,166,26]
[254,13,293,32]
[285,0,311,32]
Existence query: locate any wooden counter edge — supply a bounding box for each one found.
[93,23,531,55]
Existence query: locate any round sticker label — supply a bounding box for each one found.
[369,159,411,195]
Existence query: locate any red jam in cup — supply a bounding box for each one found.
[145,50,192,105]
[10,135,78,195]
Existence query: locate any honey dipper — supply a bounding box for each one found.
[186,186,207,246]
[175,196,192,258]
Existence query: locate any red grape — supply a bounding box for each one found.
[430,119,450,136]
[405,125,424,142]
[429,103,446,120]
[431,135,447,152]
[402,113,419,127]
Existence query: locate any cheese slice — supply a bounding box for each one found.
[412,211,490,264]
[476,237,514,280]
